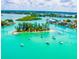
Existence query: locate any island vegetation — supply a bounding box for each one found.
[1,10,77,30]
[15,22,49,32]
[16,15,42,21]
[16,14,77,29]
[1,19,14,26]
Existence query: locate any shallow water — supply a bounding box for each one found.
[1,14,77,59]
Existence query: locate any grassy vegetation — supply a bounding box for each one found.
[16,15,42,21]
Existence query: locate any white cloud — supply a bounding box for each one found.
[1,0,77,12]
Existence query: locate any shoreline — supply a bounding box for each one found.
[12,30,55,34]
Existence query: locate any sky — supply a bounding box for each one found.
[1,0,77,12]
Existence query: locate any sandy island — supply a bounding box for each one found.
[12,29,56,35]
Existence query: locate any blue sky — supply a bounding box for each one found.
[1,0,77,12]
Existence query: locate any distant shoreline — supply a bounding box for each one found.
[1,10,77,15]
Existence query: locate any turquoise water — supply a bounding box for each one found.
[1,14,27,20]
[1,14,77,59]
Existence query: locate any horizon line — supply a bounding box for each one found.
[1,10,77,13]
